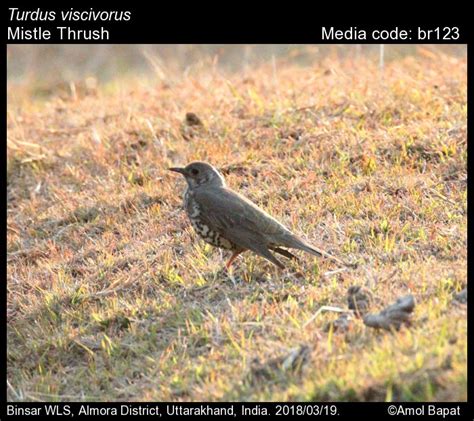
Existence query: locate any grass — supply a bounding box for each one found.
[7,49,467,402]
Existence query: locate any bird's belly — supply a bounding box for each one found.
[189,217,234,250]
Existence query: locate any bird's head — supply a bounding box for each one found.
[169,161,225,189]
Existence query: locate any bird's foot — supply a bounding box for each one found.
[227,272,238,287]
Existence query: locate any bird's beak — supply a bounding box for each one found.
[168,167,186,175]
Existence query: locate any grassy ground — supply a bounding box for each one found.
[7,50,467,402]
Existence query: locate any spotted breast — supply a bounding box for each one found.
[184,189,235,250]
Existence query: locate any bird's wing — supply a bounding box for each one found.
[194,187,291,245]
[194,187,349,268]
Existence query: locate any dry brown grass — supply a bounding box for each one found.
[7,49,466,402]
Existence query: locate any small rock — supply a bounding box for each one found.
[72,206,100,223]
[249,345,310,381]
[281,345,310,371]
[453,288,467,304]
[363,295,415,331]
[347,285,373,317]
[129,139,148,150]
[324,313,353,332]
[185,112,203,127]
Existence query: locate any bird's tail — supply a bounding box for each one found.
[291,237,353,267]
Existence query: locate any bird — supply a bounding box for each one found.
[169,161,349,270]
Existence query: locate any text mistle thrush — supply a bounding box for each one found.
[169,162,347,269]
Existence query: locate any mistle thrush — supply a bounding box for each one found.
[169,161,347,270]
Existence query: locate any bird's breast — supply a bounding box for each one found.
[184,191,200,218]
[184,194,234,250]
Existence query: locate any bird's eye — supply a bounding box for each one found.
[191,168,199,175]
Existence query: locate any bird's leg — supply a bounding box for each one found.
[224,250,243,286]
[225,250,243,270]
